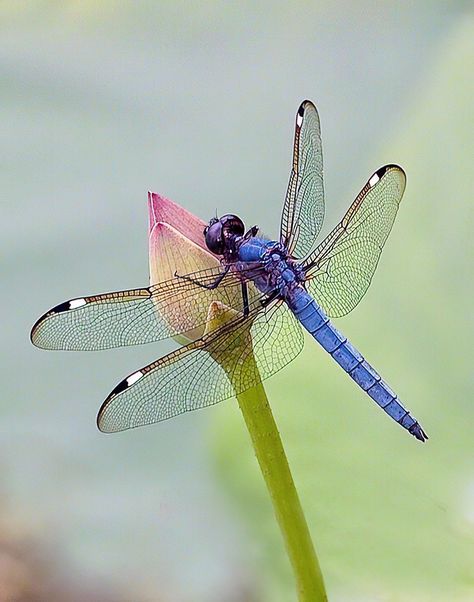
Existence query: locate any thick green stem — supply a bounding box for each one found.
[236,381,327,601]
[206,302,326,600]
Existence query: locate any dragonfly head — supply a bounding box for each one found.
[204,214,245,256]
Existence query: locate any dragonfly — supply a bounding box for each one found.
[31,100,427,441]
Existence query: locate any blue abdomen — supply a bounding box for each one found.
[286,287,427,441]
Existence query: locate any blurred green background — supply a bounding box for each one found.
[2,2,473,601]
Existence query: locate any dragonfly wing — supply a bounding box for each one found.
[304,165,406,317]
[97,301,304,432]
[280,100,324,260]
[31,265,263,351]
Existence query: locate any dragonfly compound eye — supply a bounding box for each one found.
[220,214,245,237]
[204,220,225,255]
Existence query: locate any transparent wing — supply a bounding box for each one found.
[97,301,304,432]
[280,100,324,259]
[303,165,406,317]
[31,265,265,351]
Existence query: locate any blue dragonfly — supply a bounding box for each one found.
[31,100,427,441]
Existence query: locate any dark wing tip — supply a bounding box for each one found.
[96,386,123,433]
[375,164,406,179]
[30,303,63,346]
[96,393,115,433]
[367,164,407,193]
[297,99,317,116]
[30,299,86,348]
[96,403,110,433]
[30,317,42,345]
[295,100,319,130]
[96,369,144,433]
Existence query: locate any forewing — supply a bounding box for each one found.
[97,302,304,432]
[31,265,263,350]
[280,100,324,259]
[304,165,406,317]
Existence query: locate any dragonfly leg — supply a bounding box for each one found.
[243,225,259,239]
[241,281,249,317]
[260,290,279,308]
[174,265,230,290]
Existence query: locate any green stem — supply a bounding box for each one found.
[206,303,326,600]
[236,381,327,602]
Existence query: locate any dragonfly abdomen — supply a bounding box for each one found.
[287,288,428,442]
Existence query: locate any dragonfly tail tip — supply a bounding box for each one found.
[409,423,428,442]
